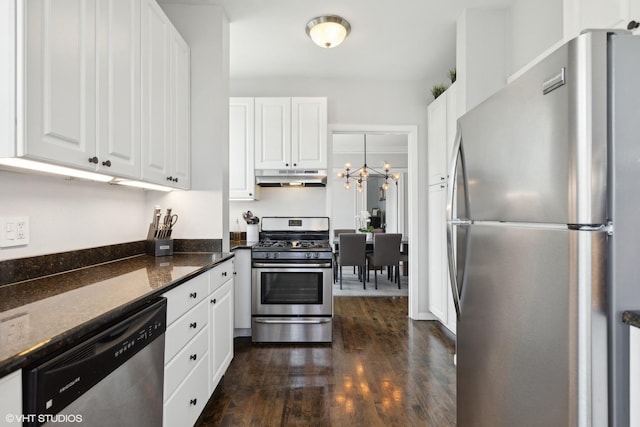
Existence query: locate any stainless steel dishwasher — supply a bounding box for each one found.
[23,298,167,427]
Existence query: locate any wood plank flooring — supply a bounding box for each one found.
[195,297,456,426]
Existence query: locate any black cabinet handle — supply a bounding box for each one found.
[628,20,639,30]
[293,163,297,167]
[190,354,197,361]
[189,292,197,299]
[285,163,289,167]
[88,156,98,164]
[222,271,227,277]
[211,298,217,304]
[102,160,111,167]
[189,322,197,328]
[173,177,179,182]
[167,176,173,181]
[190,398,197,406]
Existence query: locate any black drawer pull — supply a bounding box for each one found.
[189,292,197,299]
[190,398,197,406]
[222,271,227,277]
[190,354,197,361]
[189,322,197,329]
[211,298,216,304]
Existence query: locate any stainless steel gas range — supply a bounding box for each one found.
[251,217,333,343]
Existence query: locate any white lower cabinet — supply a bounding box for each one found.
[162,258,234,427]
[209,279,233,394]
[163,353,209,427]
[428,184,456,334]
[0,370,21,427]
[232,248,252,336]
[631,326,640,426]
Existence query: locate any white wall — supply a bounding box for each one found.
[147,4,230,246]
[508,0,563,76]
[0,170,147,261]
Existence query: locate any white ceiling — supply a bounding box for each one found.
[166,0,513,82]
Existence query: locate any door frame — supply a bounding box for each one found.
[328,124,426,320]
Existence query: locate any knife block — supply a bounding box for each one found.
[146,225,173,256]
[146,238,173,257]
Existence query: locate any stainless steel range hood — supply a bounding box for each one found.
[255,169,327,187]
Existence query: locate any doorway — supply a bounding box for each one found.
[327,125,420,319]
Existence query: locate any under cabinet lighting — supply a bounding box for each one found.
[0,158,114,182]
[111,179,174,192]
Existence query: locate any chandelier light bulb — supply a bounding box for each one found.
[384,163,391,172]
[337,172,345,178]
[344,181,351,189]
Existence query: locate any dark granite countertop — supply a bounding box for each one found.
[0,252,233,377]
[623,311,640,328]
[230,240,256,251]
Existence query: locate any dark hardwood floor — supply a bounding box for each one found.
[195,297,456,426]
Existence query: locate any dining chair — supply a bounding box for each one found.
[366,233,403,289]
[337,233,367,290]
[333,229,355,282]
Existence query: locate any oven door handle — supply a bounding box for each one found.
[254,319,332,325]
[252,262,332,268]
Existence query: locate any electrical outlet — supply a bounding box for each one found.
[0,216,29,247]
[0,313,30,350]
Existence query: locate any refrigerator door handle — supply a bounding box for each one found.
[446,123,468,320]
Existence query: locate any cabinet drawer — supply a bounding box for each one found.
[210,260,233,294]
[165,299,208,362]
[163,272,209,325]
[163,353,209,427]
[164,325,209,402]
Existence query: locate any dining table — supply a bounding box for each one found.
[333,236,409,275]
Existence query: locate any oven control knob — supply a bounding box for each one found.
[274,253,279,258]
[266,253,272,259]
[305,252,312,259]
[314,252,320,258]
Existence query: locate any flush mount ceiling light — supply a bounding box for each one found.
[305,15,351,48]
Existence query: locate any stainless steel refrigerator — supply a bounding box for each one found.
[447,30,640,426]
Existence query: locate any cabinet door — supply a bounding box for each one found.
[427,94,447,186]
[229,98,256,199]
[168,28,190,189]
[141,0,171,184]
[445,85,458,167]
[23,0,97,169]
[96,0,141,178]
[428,184,448,322]
[209,279,234,394]
[255,98,290,169]
[0,370,21,427]
[291,97,327,169]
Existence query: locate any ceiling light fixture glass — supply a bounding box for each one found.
[337,135,400,192]
[305,15,351,48]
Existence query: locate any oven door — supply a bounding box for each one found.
[252,263,332,316]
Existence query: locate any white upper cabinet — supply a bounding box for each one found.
[141,0,190,189]
[168,27,191,189]
[291,97,327,169]
[255,97,291,169]
[96,0,141,178]
[428,84,457,187]
[229,98,256,200]
[565,0,640,39]
[1,0,189,187]
[255,97,327,170]
[22,0,97,169]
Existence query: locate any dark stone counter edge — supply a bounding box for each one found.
[623,311,640,328]
[230,240,257,251]
[0,253,234,378]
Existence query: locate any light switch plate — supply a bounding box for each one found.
[0,216,30,247]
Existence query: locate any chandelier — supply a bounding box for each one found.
[337,135,400,192]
